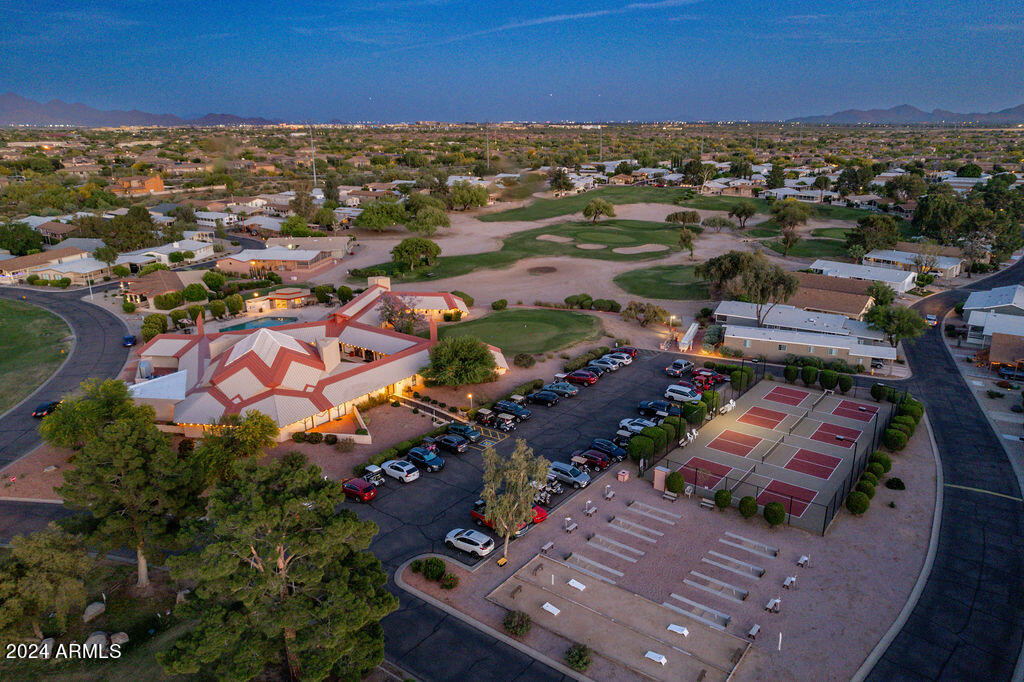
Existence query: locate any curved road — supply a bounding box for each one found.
[868,261,1024,680]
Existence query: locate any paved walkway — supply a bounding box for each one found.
[867,264,1024,680]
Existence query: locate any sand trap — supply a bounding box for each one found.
[528,266,557,275]
[613,244,670,254]
[576,243,607,250]
[536,234,573,243]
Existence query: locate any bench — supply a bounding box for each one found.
[747,624,760,640]
[604,488,615,501]
[565,523,578,533]
[783,576,796,590]
[662,491,679,502]
[765,598,781,613]
[797,554,810,568]
[510,585,522,600]
[540,541,554,555]
[583,502,597,516]
[700,498,715,511]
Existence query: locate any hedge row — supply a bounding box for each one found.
[782,365,852,393]
[564,346,612,372]
[783,354,864,375]
[563,293,621,312]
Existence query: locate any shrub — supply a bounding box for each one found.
[450,290,474,306]
[871,383,891,401]
[410,559,424,573]
[860,471,879,486]
[513,353,536,368]
[491,299,508,310]
[867,462,885,479]
[422,557,446,581]
[988,389,1006,399]
[856,480,876,499]
[818,369,839,391]
[763,501,786,527]
[891,421,913,437]
[659,420,677,443]
[153,291,183,310]
[683,401,707,425]
[121,300,137,314]
[335,438,355,453]
[440,574,459,590]
[738,496,758,518]
[182,282,208,302]
[885,477,906,490]
[892,415,916,432]
[641,426,668,453]
[714,489,732,510]
[25,274,40,284]
[305,432,324,444]
[55,278,71,289]
[730,369,749,392]
[869,451,893,473]
[783,365,799,383]
[800,365,819,387]
[837,374,853,394]
[846,491,870,515]
[883,428,908,451]
[701,389,721,413]
[665,471,686,494]
[291,432,307,442]
[565,643,592,672]
[627,435,655,463]
[324,434,338,445]
[503,610,532,636]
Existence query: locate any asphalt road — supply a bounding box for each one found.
[0,286,130,467]
[867,262,1024,681]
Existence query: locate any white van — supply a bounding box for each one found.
[664,384,702,403]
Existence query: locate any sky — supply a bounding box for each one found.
[1,0,1023,122]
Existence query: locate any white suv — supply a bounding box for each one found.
[382,459,420,483]
[590,358,621,371]
[664,384,702,403]
[604,353,632,365]
[445,528,495,557]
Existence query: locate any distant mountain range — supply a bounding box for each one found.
[788,103,1024,125]
[0,93,278,127]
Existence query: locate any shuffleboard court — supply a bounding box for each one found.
[832,399,878,422]
[784,448,842,480]
[707,429,762,457]
[810,422,862,448]
[764,386,810,407]
[737,405,788,431]
[758,480,818,517]
[679,457,733,487]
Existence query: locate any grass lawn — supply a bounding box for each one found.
[479,186,694,222]
[746,221,781,238]
[353,219,681,283]
[437,308,603,354]
[613,265,710,301]
[764,238,849,259]
[0,299,72,414]
[810,226,851,239]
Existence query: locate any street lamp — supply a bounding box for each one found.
[467,393,473,409]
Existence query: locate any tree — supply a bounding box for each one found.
[666,210,701,225]
[423,336,496,385]
[56,406,205,588]
[0,523,93,641]
[112,264,131,278]
[615,160,636,177]
[159,453,397,681]
[92,244,118,268]
[289,189,316,220]
[391,237,441,272]
[582,198,616,223]
[182,282,207,302]
[225,293,244,314]
[728,201,757,229]
[377,292,424,334]
[281,215,312,237]
[847,214,900,253]
[909,240,942,275]
[812,174,831,201]
[202,270,226,292]
[548,168,574,193]
[208,299,227,318]
[353,199,407,231]
[481,440,551,559]
[38,377,136,450]
[960,234,989,277]
[733,258,798,326]
[866,281,896,307]
[678,227,695,258]
[141,313,168,342]
[779,226,801,255]
[0,221,44,256]
[312,206,337,229]
[694,250,758,296]
[407,206,450,236]
[703,216,735,232]
[847,244,866,263]
[729,159,752,179]
[196,410,280,484]
[957,163,983,178]
[449,181,489,210]
[770,198,811,232]
[765,165,786,189]
[884,174,927,202]
[621,300,668,327]
[323,173,341,203]
[866,305,928,348]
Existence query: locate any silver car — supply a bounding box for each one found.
[445,528,495,557]
[590,358,621,371]
[549,461,591,489]
[604,352,633,365]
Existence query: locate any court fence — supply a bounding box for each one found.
[644,377,902,535]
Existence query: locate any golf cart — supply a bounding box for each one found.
[362,464,386,487]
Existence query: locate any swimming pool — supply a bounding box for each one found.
[219,316,298,332]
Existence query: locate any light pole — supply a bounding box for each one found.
[468,393,473,410]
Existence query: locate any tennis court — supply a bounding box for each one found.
[679,456,734,487]
[809,422,862,448]
[757,480,818,517]
[763,385,810,407]
[736,405,788,431]
[707,429,763,458]
[783,448,842,480]
[832,399,878,422]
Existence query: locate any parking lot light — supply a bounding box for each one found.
[468,393,473,409]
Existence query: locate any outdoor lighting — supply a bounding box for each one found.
[468,393,473,409]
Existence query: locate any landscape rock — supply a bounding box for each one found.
[110,631,129,646]
[176,588,190,604]
[39,638,55,658]
[82,601,105,622]
[84,631,108,651]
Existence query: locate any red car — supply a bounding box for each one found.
[614,346,639,358]
[471,499,546,537]
[560,370,598,386]
[341,478,377,502]
[693,368,727,384]
[570,448,612,470]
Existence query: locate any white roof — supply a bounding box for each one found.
[963,285,1024,313]
[723,325,897,359]
[226,327,307,366]
[225,247,323,262]
[143,338,194,358]
[981,313,1024,338]
[241,216,285,230]
[810,260,917,286]
[40,257,109,274]
[865,249,963,270]
[714,300,884,341]
[129,370,188,400]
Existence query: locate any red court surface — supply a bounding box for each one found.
[764,386,810,407]
[737,406,788,431]
[679,457,733,487]
[758,480,818,517]
[832,400,878,422]
[707,429,763,457]
[810,422,862,448]
[784,448,842,480]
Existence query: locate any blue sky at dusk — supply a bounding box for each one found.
[2,0,1022,122]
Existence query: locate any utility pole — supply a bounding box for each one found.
[485,123,490,172]
[308,125,317,188]
[599,124,603,162]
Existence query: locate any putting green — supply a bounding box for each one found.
[438,308,603,355]
[613,265,710,301]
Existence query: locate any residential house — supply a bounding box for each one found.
[239,215,285,237]
[0,246,88,282]
[110,175,165,196]
[608,174,634,185]
[863,248,964,278]
[35,221,79,243]
[194,211,240,228]
[215,246,335,279]
[32,257,112,285]
[789,272,876,320]
[809,260,918,293]
[122,269,185,309]
[245,287,317,313]
[266,236,353,258]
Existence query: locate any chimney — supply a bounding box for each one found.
[366,275,391,291]
[429,317,438,342]
[196,312,205,336]
[316,338,341,371]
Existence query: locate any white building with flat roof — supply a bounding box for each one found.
[809,260,918,293]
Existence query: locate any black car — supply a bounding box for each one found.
[589,438,627,462]
[406,447,445,472]
[638,400,683,418]
[31,401,61,418]
[582,364,607,377]
[447,423,483,443]
[434,434,468,453]
[526,390,559,407]
[494,400,532,421]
